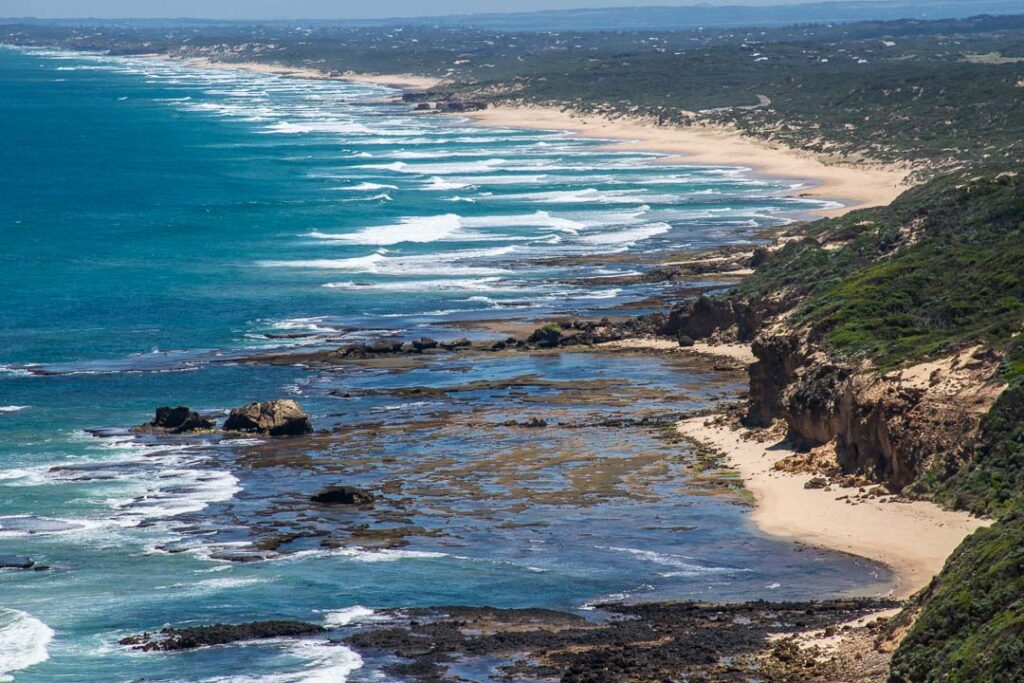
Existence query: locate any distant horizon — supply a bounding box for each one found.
[0,0,989,21]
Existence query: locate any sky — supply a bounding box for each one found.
[0,0,833,20]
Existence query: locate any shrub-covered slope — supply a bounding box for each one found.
[737,170,1024,374]
[889,510,1024,683]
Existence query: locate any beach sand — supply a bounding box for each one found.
[676,416,989,598]
[467,105,911,217]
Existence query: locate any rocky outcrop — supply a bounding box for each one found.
[223,400,312,436]
[749,332,1002,492]
[119,620,324,651]
[311,485,375,506]
[139,406,215,434]
[665,296,735,340]
[0,555,35,570]
[781,360,850,447]
[664,295,784,344]
[745,332,808,427]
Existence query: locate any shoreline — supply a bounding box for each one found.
[160,54,910,218]
[136,52,965,601]
[466,105,912,218]
[175,56,444,90]
[676,415,989,599]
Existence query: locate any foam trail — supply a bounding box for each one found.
[306,214,462,245]
[0,609,53,682]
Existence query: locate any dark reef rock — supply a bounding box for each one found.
[223,400,312,436]
[0,555,35,570]
[439,337,472,350]
[119,620,324,652]
[312,485,376,506]
[141,406,215,434]
[367,339,403,354]
[527,324,562,348]
[345,599,899,682]
[411,337,439,351]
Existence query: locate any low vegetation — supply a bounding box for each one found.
[738,170,1024,372]
[889,509,1024,683]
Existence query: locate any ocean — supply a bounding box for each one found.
[0,46,887,682]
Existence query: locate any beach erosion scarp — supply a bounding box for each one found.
[675,413,988,599]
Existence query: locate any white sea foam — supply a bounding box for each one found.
[334,182,398,192]
[261,247,512,277]
[307,214,462,245]
[263,120,372,135]
[202,641,363,683]
[277,547,449,564]
[421,176,475,191]
[111,468,241,524]
[324,278,524,294]
[461,210,584,233]
[0,406,28,414]
[579,222,671,246]
[499,188,653,205]
[0,365,34,378]
[358,158,510,175]
[607,546,749,577]
[0,609,53,682]
[321,606,380,627]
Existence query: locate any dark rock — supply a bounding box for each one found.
[312,485,376,506]
[0,555,35,570]
[677,334,695,348]
[333,343,372,359]
[665,296,736,340]
[804,477,829,489]
[367,339,403,354]
[439,337,471,350]
[748,246,771,267]
[745,333,808,428]
[528,324,562,349]
[143,406,215,433]
[223,400,312,436]
[412,337,439,351]
[119,620,324,652]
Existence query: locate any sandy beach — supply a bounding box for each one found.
[170,56,908,218]
[468,105,912,217]
[676,416,989,598]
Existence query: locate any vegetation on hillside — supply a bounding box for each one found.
[736,170,1024,371]
[4,13,1024,174]
[889,509,1024,683]
[929,379,1024,517]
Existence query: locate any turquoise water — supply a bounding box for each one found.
[0,46,884,681]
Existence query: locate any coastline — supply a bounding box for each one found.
[162,54,910,218]
[676,415,989,599]
[135,53,970,601]
[466,105,912,218]
[176,56,443,90]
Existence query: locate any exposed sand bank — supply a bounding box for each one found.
[467,105,912,218]
[676,416,989,598]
